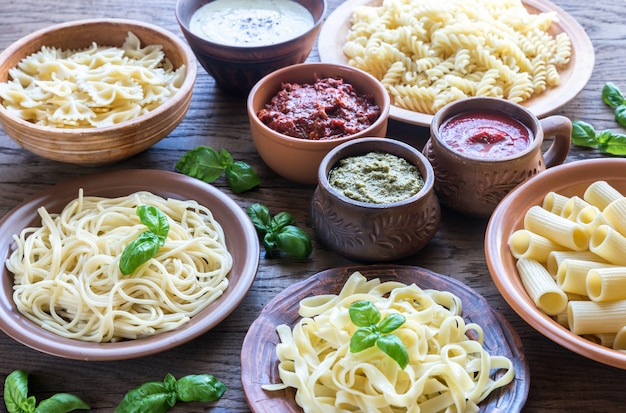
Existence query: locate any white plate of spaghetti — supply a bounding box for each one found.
[0,169,259,360]
[241,265,529,413]
[318,0,594,126]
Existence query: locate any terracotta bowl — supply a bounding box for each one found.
[486,158,626,369]
[0,170,259,361]
[176,0,326,96]
[247,63,390,184]
[0,19,197,166]
[311,137,440,262]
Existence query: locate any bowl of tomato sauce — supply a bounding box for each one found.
[247,62,391,184]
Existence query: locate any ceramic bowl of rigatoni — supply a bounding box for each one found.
[485,158,626,369]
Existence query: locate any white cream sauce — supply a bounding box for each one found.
[189,0,314,47]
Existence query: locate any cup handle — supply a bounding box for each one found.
[540,115,571,168]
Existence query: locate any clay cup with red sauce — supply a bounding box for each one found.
[247,62,390,184]
[423,97,571,218]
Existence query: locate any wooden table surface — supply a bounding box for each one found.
[0,0,624,412]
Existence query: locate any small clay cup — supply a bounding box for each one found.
[311,137,441,262]
[424,97,571,218]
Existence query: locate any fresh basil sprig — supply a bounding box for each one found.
[246,203,312,259]
[602,82,626,127]
[4,370,89,413]
[114,373,226,413]
[119,205,170,275]
[349,300,409,369]
[176,146,260,194]
[571,120,626,155]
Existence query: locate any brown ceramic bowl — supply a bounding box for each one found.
[0,19,197,166]
[176,0,326,96]
[247,63,390,184]
[311,137,440,262]
[0,170,259,361]
[486,158,626,369]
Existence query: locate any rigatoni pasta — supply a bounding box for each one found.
[508,180,626,351]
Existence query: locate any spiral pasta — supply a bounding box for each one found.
[343,0,572,114]
[6,191,232,343]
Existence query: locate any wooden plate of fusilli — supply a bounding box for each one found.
[319,0,594,126]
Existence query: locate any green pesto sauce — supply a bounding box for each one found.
[328,151,424,204]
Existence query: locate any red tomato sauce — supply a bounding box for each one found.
[257,77,380,140]
[440,110,533,158]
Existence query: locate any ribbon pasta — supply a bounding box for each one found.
[5,191,232,343]
[0,32,186,128]
[342,0,572,114]
[263,272,515,412]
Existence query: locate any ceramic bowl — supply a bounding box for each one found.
[0,170,259,361]
[247,63,390,184]
[176,0,326,96]
[311,137,440,262]
[485,158,626,369]
[0,19,197,166]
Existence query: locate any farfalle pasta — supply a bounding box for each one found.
[0,32,186,128]
[343,0,572,114]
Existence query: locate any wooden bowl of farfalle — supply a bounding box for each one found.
[0,18,197,165]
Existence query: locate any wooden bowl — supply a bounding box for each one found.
[0,19,197,165]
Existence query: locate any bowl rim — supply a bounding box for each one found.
[485,158,626,369]
[0,18,197,134]
[246,62,391,147]
[175,0,328,51]
[317,137,436,208]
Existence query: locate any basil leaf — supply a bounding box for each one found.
[262,232,279,258]
[571,120,598,148]
[224,161,260,193]
[602,82,625,108]
[275,226,312,258]
[175,374,227,403]
[615,105,626,128]
[246,203,272,233]
[175,146,225,183]
[377,313,406,334]
[376,334,409,369]
[349,300,381,327]
[34,394,89,413]
[137,205,169,241]
[350,327,379,353]
[114,381,174,413]
[4,370,34,413]
[119,232,162,275]
[598,132,626,156]
[271,212,295,232]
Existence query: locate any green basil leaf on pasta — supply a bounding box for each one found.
[376,334,409,369]
[350,327,379,353]
[137,205,169,241]
[377,313,406,334]
[349,300,381,327]
[119,232,162,275]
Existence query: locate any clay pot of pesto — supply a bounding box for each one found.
[311,137,441,262]
[424,97,571,218]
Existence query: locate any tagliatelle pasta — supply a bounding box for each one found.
[262,271,514,412]
[5,190,232,343]
[342,0,572,114]
[0,32,186,128]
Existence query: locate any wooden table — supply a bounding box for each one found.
[0,0,624,412]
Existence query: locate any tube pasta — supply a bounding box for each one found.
[509,180,626,350]
[509,229,564,263]
[586,267,626,302]
[5,190,232,342]
[263,272,514,412]
[523,205,588,251]
[516,258,567,315]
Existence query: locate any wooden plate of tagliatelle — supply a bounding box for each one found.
[318,0,594,127]
[241,264,529,413]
